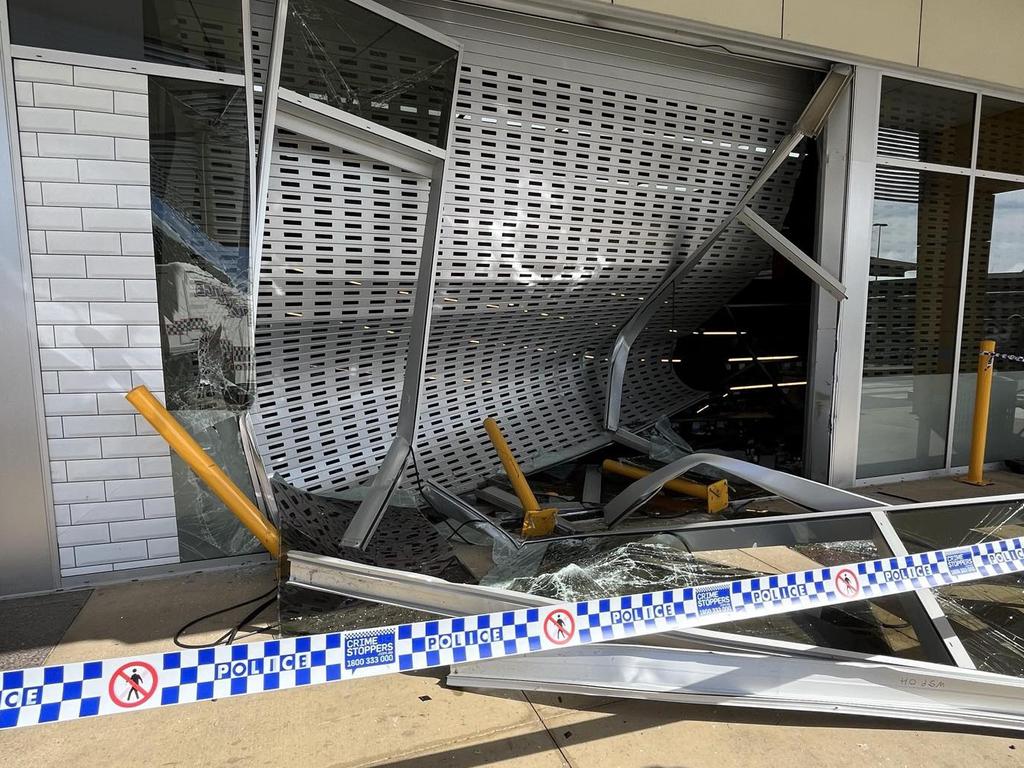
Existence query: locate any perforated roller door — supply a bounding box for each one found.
[250,0,820,494]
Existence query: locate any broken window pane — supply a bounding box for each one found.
[888,501,1024,676]
[149,76,255,561]
[279,0,459,148]
[150,77,252,411]
[482,515,950,663]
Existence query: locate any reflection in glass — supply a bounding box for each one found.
[977,96,1024,177]
[149,77,255,561]
[878,77,974,168]
[279,0,459,148]
[8,0,244,74]
[857,169,969,477]
[889,501,1024,676]
[952,179,1024,464]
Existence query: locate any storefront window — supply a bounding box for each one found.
[977,96,1024,177]
[858,78,1024,478]
[857,168,969,477]
[877,78,974,167]
[952,178,1024,465]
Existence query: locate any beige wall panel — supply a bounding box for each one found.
[783,0,921,66]
[921,0,1024,90]
[611,0,783,38]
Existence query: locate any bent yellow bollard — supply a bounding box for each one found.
[601,459,729,514]
[483,417,556,537]
[964,339,997,487]
[125,386,282,558]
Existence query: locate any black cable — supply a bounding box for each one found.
[174,586,279,649]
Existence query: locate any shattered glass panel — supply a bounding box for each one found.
[149,77,255,561]
[889,501,1024,676]
[170,411,262,561]
[280,0,458,148]
[274,477,473,633]
[483,515,950,663]
[8,0,244,74]
[150,77,252,410]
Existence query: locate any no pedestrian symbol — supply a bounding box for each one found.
[834,568,860,598]
[108,661,158,708]
[543,609,575,645]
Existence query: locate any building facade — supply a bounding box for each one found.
[2,0,1024,596]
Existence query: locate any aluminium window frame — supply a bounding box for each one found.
[254,0,465,550]
[286,490,1024,677]
[832,66,1024,487]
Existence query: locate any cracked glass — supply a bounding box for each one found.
[149,76,257,561]
[279,0,459,148]
[889,501,1024,676]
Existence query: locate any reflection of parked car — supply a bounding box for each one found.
[158,261,252,408]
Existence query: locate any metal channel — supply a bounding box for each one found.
[602,451,884,527]
[9,45,247,85]
[341,45,465,548]
[737,206,847,300]
[604,65,853,432]
[447,644,1024,732]
[870,508,976,669]
[943,94,983,470]
[251,0,289,305]
[828,67,882,487]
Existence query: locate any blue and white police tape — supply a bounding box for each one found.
[3,535,1024,730]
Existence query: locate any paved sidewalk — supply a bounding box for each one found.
[2,564,1022,767]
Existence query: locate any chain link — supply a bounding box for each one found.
[983,350,1024,365]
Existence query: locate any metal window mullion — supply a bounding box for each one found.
[341,42,465,549]
[829,67,881,486]
[9,45,246,86]
[339,162,446,549]
[873,155,973,176]
[0,0,61,592]
[251,0,288,281]
[277,89,445,164]
[737,206,847,300]
[242,0,256,211]
[944,94,983,470]
[869,509,977,669]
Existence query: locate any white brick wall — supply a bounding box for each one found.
[15,60,180,578]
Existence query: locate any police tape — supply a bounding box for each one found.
[3,535,1024,730]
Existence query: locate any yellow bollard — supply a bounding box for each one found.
[483,417,556,537]
[963,339,997,486]
[601,459,730,514]
[125,386,282,558]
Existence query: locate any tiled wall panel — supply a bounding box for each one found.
[15,61,179,578]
